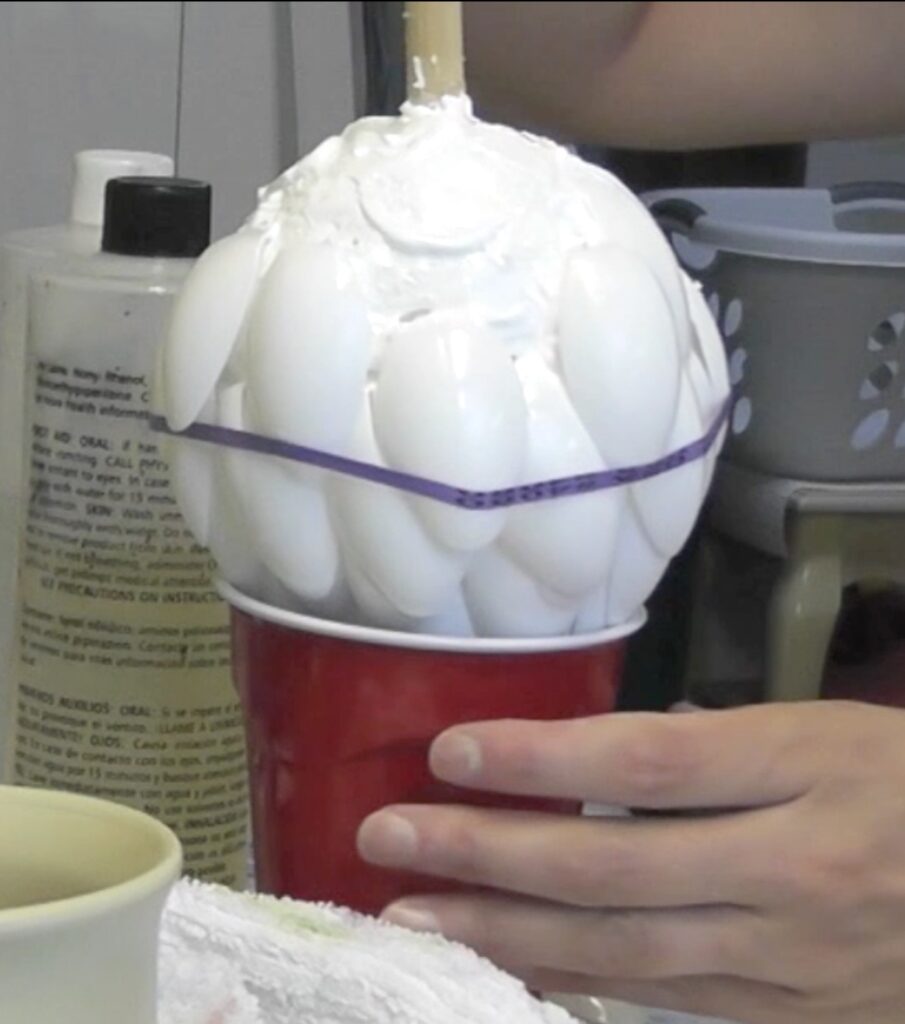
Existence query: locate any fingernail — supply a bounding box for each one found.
[382,901,440,934]
[357,812,419,867]
[430,732,482,782]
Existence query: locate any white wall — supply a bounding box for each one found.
[179,1,361,238]
[0,2,181,234]
[178,1,289,237]
[0,1,362,241]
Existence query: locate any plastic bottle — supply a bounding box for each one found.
[10,178,249,888]
[0,150,173,778]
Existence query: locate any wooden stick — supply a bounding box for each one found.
[405,2,465,104]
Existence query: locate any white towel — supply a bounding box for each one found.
[158,880,579,1024]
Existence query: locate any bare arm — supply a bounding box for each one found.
[464,2,905,147]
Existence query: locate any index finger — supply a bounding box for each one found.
[428,703,837,810]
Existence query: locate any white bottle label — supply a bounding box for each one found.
[12,280,248,887]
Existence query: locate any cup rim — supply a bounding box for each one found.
[220,580,645,654]
[0,786,182,934]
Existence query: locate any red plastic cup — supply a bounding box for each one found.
[224,582,642,915]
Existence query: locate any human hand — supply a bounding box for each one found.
[357,701,905,1023]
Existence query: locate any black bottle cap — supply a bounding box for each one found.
[102,176,211,258]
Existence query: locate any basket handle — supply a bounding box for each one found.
[830,181,905,206]
[647,197,707,235]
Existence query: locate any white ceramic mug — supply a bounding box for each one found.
[0,785,181,1024]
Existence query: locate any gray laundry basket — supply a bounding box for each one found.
[646,184,905,482]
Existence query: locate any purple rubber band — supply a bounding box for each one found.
[149,395,731,511]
